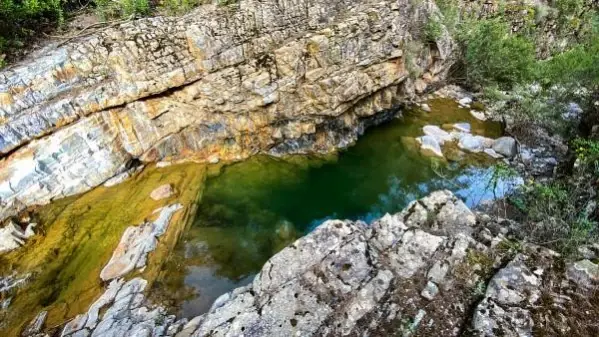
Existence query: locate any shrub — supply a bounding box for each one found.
[515,181,598,255]
[0,0,64,57]
[95,0,151,19]
[460,19,536,89]
[423,16,443,43]
[160,0,201,15]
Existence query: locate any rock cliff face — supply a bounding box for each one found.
[53,191,599,337]
[0,0,453,220]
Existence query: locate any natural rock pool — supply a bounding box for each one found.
[147,99,519,318]
[0,99,522,335]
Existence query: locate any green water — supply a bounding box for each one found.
[152,99,518,317]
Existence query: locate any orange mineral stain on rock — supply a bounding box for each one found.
[0,92,14,106]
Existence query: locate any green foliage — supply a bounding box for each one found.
[95,0,150,19]
[535,36,599,90]
[0,0,63,57]
[460,19,536,89]
[160,0,201,15]
[572,137,599,175]
[514,180,598,255]
[423,16,443,43]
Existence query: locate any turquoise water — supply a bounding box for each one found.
[152,99,519,317]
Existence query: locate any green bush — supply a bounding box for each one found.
[95,0,150,19]
[535,35,599,90]
[160,0,201,15]
[0,0,64,57]
[515,181,598,255]
[460,19,536,89]
[423,16,443,43]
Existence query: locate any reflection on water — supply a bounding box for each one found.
[152,99,520,317]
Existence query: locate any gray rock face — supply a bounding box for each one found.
[0,0,455,223]
[492,136,518,158]
[60,278,185,337]
[48,191,599,337]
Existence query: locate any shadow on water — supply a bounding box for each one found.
[151,99,521,318]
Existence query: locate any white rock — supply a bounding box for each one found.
[484,148,503,159]
[0,221,34,253]
[470,110,487,121]
[23,311,48,336]
[420,103,431,112]
[417,136,444,157]
[100,204,183,281]
[458,97,473,107]
[453,123,471,133]
[423,125,452,145]
[492,137,517,158]
[421,281,439,300]
[458,134,493,153]
[150,184,174,201]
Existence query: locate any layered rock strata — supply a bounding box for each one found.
[0,0,453,221]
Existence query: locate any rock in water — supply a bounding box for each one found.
[100,204,183,281]
[22,311,47,336]
[150,184,174,200]
[0,221,36,253]
[484,148,503,159]
[458,97,473,107]
[417,135,444,157]
[458,134,493,153]
[453,122,471,133]
[423,125,452,145]
[492,137,518,158]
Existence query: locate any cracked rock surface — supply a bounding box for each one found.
[46,190,599,336]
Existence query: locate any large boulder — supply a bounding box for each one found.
[458,134,494,153]
[492,136,518,158]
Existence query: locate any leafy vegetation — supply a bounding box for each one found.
[460,19,536,89]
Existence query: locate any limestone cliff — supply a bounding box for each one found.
[0,0,453,220]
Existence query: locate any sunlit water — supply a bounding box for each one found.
[151,99,521,317]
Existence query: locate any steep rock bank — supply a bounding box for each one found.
[51,190,599,337]
[0,0,453,221]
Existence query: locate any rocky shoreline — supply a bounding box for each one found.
[17,190,594,337]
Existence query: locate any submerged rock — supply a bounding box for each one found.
[22,311,47,336]
[100,204,183,281]
[423,125,452,145]
[453,122,471,133]
[150,184,174,201]
[417,135,444,157]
